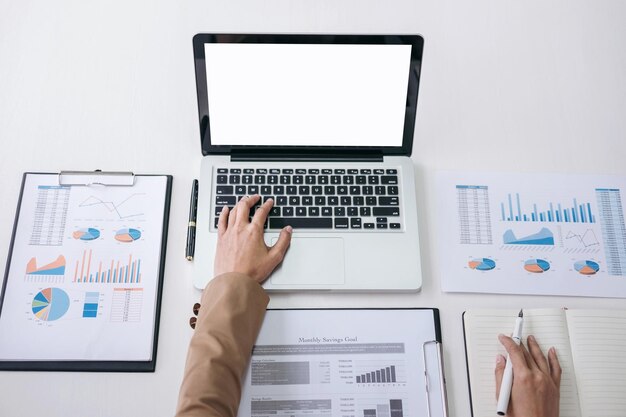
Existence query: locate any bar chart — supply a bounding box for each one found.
[355,361,405,384]
[500,192,595,223]
[359,399,405,417]
[73,249,142,284]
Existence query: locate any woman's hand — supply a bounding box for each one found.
[214,195,292,283]
[495,334,561,417]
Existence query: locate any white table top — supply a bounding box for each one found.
[1,1,626,416]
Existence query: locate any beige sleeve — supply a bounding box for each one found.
[175,273,269,417]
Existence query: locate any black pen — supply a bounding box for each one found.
[186,179,199,261]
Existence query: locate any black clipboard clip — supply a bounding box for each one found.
[58,170,135,187]
[423,340,449,417]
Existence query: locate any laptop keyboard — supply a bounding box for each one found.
[213,168,402,231]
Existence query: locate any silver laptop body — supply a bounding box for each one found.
[192,34,424,291]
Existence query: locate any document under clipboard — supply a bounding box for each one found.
[0,171,172,371]
[239,308,449,417]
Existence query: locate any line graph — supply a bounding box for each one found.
[78,193,145,220]
[565,229,600,248]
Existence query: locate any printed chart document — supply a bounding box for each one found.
[239,309,446,417]
[0,173,171,371]
[463,309,626,417]
[436,171,626,297]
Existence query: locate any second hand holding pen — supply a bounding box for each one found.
[496,309,524,416]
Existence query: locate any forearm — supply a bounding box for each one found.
[176,273,269,417]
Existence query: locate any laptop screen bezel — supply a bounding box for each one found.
[193,33,424,157]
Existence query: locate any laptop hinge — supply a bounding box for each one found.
[230,150,384,162]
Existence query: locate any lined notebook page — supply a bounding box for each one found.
[566,310,626,417]
[464,309,581,417]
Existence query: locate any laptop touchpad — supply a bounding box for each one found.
[269,237,345,286]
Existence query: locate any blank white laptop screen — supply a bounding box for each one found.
[204,43,412,147]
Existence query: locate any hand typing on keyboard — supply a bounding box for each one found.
[214,195,293,284]
[214,167,402,231]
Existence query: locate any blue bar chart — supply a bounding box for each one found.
[500,193,595,223]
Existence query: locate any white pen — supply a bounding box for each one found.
[496,309,524,415]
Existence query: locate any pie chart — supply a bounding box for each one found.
[115,228,141,243]
[72,228,100,241]
[524,259,550,273]
[574,260,600,275]
[468,258,496,271]
[31,288,70,321]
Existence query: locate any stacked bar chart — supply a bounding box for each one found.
[82,292,99,318]
[500,193,595,223]
[73,249,142,283]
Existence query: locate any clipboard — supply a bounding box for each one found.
[0,171,172,371]
[239,308,449,417]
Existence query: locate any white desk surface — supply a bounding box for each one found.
[1,1,626,416]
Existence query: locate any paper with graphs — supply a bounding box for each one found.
[436,171,626,297]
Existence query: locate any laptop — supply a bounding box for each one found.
[192,34,424,291]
